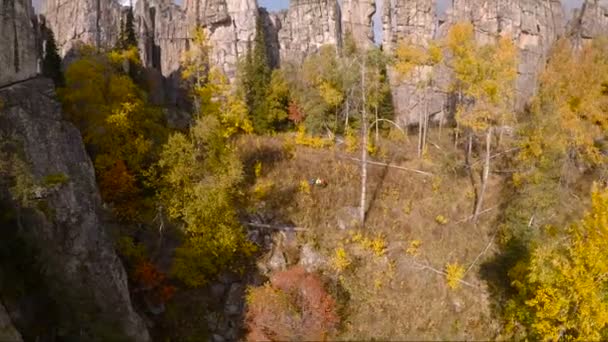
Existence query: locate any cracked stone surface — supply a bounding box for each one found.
[0,0,38,87]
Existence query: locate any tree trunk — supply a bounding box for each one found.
[360,59,368,225]
[422,87,429,155]
[375,105,379,144]
[345,95,350,129]
[417,93,423,158]
[466,133,473,166]
[474,128,492,223]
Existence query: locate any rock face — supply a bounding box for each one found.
[382,0,447,126]
[204,0,258,79]
[573,0,608,40]
[42,0,123,55]
[449,0,565,109]
[383,0,566,125]
[0,78,150,341]
[274,0,341,65]
[0,0,38,87]
[136,0,190,105]
[0,302,22,342]
[342,0,375,48]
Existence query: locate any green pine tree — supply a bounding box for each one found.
[117,7,138,50]
[41,24,64,87]
[245,16,272,133]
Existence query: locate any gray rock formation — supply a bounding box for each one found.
[42,0,123,55]
[0,0,38,87]
[0,302,22,342]
[274,0,341,64]
[382,0,446,126]
[135,0,190,105]
[342,0,376,49]
[449,0,565,109]
[205,0,258,78]
[0,78,150,341]
[572,0,608,40]
[382,0,435,51]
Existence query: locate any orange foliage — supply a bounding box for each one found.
[134,261,176,304]
[98,160,140,221]
[246,266,339,341]
[287,101,304,124]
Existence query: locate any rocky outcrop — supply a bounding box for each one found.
[0,78,150,341]
[382,0,435,51]
[0,302,22,342]
[342,0,375,49]
[205,0,258,79]
[184,0,230,26]
[572,0,608,40]
[0,0,38,87]
[42,0,123,55]
[449,0,565,109]
[382,0,446,126]
[0,79,149,341]
[274,0,341,64]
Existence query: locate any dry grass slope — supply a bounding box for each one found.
[238,131,506,340]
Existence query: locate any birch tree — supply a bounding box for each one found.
[446,23,517,222]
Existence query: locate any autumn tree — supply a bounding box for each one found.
[246,266,339,341]
[506,185,608,340]
[445,23,517,222]
[394,38,442,156]
[58,46,167,221]
[159,67,254,287]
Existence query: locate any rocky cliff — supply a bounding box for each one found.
[274,0,341,64]
[2,0,149,339]
[38,0,608,125]
[572,0,608,41]
[0,0,38,86]
[342,0,375,48]
[0,78,150,341]
[449,0,565,109]
[42,0,123,54]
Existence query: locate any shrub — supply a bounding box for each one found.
[246,266,339,341]
[295,125,333,149]
[332,246,351,272]
[42,173,69,187]
[445,262,465,289]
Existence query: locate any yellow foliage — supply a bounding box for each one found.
[351,232,387,257]
[295,125,333,149]
[403,200,413,215]
[406,240,422,256]
[445,263,465,290]
[345,129,358,153]
[507,185,608,340]
[253,179,274,201]
[435,215,448,225]
[254,161,262,178]
[299,180,311,194]
[333,246,352,272]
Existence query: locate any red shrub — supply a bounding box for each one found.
[245,266,339,341]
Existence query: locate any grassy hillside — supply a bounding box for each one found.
[238,131,508,339]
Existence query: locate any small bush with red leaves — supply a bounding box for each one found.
[245,266,339,341]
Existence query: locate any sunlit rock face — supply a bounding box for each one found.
[42,0,123,55]
[342,0,376,49]
[449,0,565,109]
[273,0,341,65]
